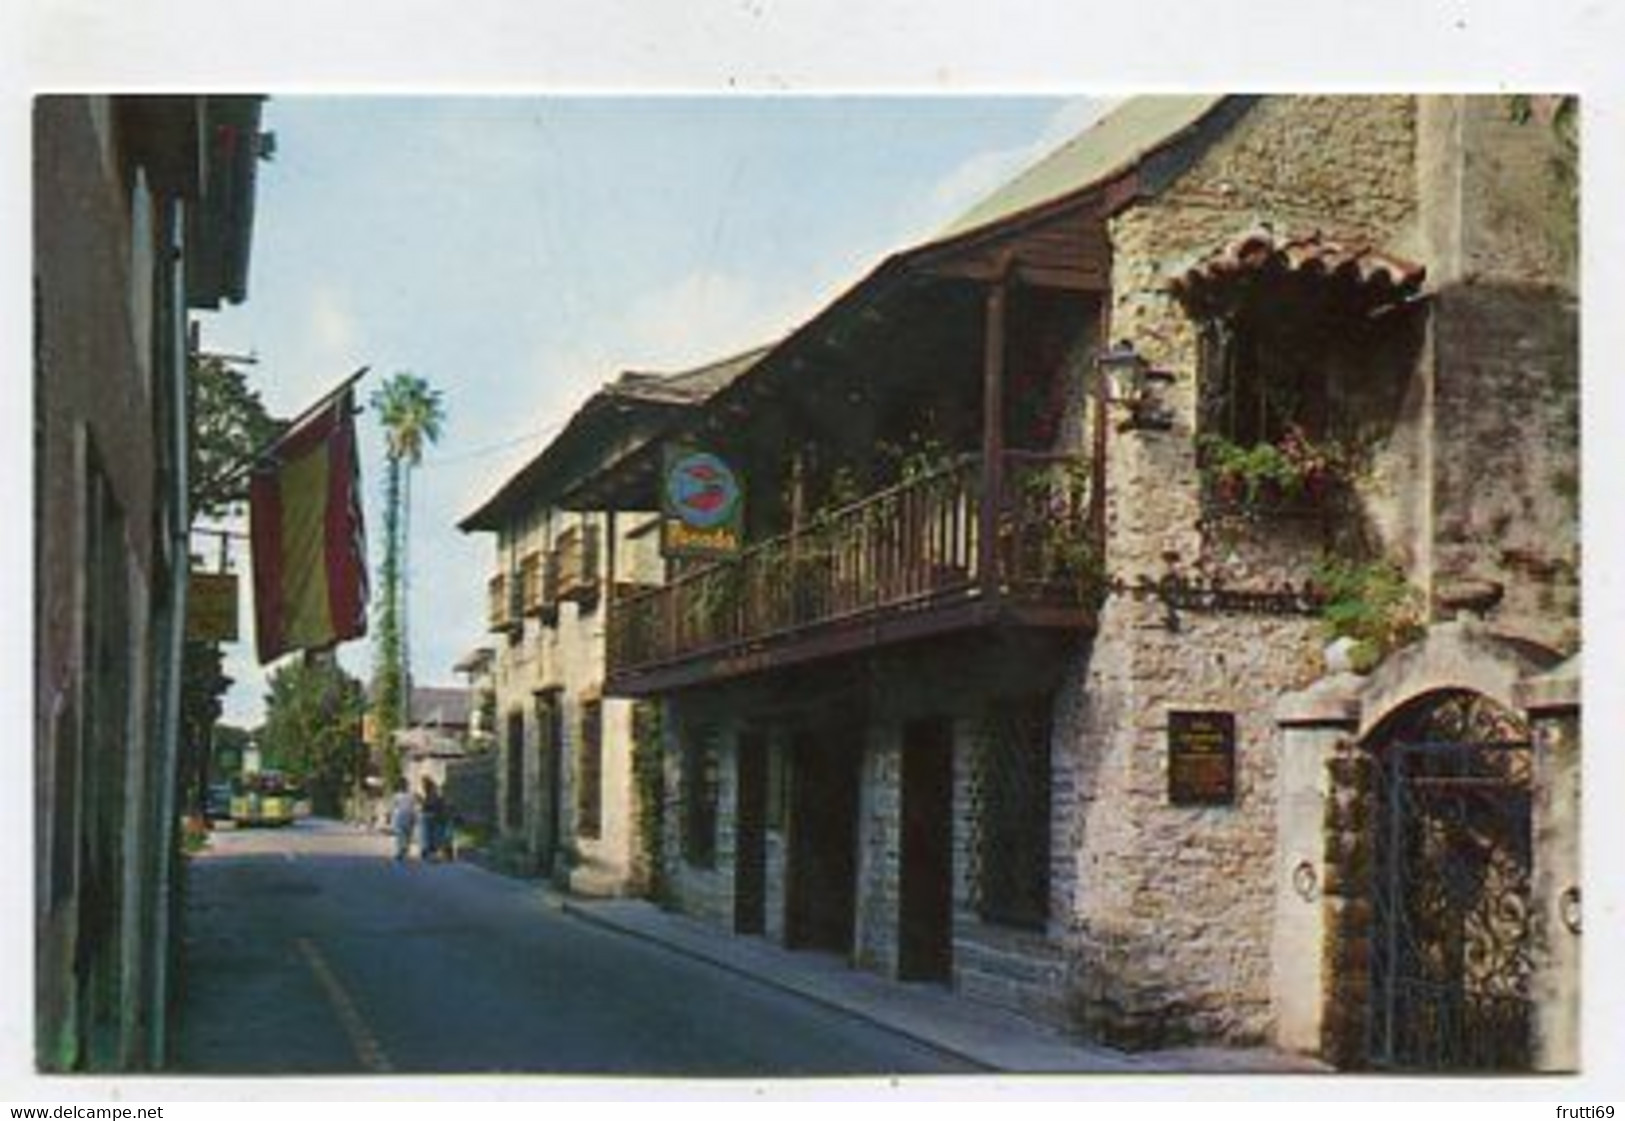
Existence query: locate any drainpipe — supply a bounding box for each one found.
[151,195,191,1067]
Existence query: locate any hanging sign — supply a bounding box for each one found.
[1167,710,1236,806]
[187,571,240,642]
[661,446,744,558]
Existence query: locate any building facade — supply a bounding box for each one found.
[34,95,265,1070]
[593,95,1579,1072]
[461,354,760,893]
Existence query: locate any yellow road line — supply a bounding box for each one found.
[296,936,394,1073]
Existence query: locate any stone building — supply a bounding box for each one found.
[460,350,762,893]
[587,95,1579,1072]
[34,95,266,1069]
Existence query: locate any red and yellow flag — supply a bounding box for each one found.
[249,389,368,663]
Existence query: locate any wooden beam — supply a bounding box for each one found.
[978,256,1013,596]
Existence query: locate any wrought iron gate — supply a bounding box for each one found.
[1369,715,1535,1070]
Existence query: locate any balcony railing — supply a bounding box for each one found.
[487,572,518,633]
[607,451,1097,691]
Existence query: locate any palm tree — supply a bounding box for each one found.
[370,371,445,786]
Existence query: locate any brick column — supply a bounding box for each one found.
[1272,674,1362,1060]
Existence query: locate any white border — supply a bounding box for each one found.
[5,0,1622,1107]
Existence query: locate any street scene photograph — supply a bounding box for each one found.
[27,88,1590,1093]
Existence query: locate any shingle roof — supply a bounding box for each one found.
[458,346,768,531]
[613,345,774,405]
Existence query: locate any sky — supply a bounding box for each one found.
[201,95,1110,726]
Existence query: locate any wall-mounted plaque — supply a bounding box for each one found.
[1168,709,1236,806]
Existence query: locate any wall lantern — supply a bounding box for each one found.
[1097,340,1176,431]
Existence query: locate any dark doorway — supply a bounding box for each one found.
[899,718,954,981]
[786,724,861,954]
[734,732,769,935]
[504,711,524,834]
[535,691,564,871]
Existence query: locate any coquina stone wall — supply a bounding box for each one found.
[1058,96,1423,1048]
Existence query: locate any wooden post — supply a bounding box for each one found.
[1091,294,1110,556]
[978,260,1012,595]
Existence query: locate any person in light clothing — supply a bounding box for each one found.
[388,779,417,861]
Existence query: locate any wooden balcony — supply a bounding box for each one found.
[487,572,519,634]
[606,452,1098,695]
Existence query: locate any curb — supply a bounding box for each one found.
[555,896,1001,1074]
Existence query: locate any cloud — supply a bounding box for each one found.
[905,97,1118,242]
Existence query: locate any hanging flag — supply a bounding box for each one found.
[249,388,368,663]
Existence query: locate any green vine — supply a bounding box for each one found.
[1311,556,1425,672]
[630,701,666,901]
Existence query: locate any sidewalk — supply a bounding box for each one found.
[549,889,1330,1076]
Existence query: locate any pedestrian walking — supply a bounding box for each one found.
[419,776,447,861]
[388,779,417,861]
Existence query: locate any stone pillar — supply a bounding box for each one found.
[1271,673,1362,1058]
[1516,656,1580,1072]
[854,722,902,976]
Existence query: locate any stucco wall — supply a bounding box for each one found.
[1418,96,1580,653]
[486,508,651,890]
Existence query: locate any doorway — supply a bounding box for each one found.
[734,732,769,935]
[1364,690,1534,1070]
[534,691,563,871]
[786,724,860,954]
[899,718,954,981]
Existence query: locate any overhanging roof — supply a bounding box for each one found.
[458,345,769,532]
[522,97,1252,512]
[935,95,1226,242]
[689,96,1248,418]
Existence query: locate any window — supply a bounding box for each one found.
[1199,310,1331,450]
[577,699,603,840]
[969,696,1052,929]
[682,726,720,867]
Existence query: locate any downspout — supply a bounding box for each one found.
[151,195,191,1067]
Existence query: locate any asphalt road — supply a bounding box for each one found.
[172,818,971,1077]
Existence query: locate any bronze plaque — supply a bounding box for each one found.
[1168,710,1235,806]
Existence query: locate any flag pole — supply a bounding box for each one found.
[193,365,371,509]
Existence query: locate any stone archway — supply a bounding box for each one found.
[1270,620,1575,1071]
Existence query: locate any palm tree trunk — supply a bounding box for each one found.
[400,459,413,712]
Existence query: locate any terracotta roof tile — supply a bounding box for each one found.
[1169,229,1426,315]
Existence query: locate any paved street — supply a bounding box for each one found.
[172,818,973,1076]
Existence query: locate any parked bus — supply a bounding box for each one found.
[229,771,301,827]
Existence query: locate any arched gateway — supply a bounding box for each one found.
[1360,689,1533,1069]
[1271,622,1579,1073]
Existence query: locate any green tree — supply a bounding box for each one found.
[260,655,366,816]
[189,353,282,519]
[369,371,446,786]
[182,353,280,815]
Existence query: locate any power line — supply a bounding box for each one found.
[417,418,568,469]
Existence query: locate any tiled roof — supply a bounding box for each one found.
[1168,229,1427,315]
